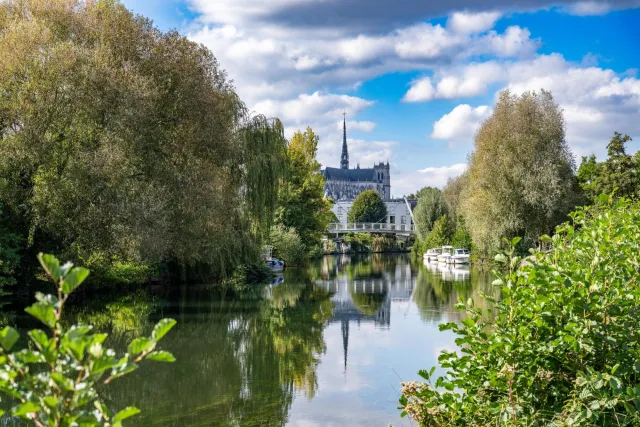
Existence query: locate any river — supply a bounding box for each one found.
[4,254,497,426]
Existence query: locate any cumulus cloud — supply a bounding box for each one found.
[423,53,640,158]
[394,164,467,195]
[447,11,502,33]
[431,105,491,142]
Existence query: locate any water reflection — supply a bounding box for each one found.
[3,254,498,426]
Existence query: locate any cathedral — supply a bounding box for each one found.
[321,116,391,201]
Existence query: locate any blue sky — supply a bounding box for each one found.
[122,0,640,196]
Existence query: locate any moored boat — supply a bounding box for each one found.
[437,246,454,263]
[447,248,470,264]
[423,247,442,262]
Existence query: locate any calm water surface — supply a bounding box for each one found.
[6,254,497,426]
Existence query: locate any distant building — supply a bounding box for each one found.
[321,116,391,201]
[321,115,416,226]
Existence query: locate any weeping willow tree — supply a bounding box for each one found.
[0,0,287,281]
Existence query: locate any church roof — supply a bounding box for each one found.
[322,167,376,182]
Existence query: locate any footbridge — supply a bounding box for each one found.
[327,222,415,235]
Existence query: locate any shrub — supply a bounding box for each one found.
[0,254,176,425]
[400,197,640,426]
[270,225,306,266]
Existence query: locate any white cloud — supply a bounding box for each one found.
[404,61,506,102]
[338,121,377,133]
[447,11,502,34]
[403,77,435,102]
[394,164,467,195]
[431,104,490,141]
[564,1,613,15]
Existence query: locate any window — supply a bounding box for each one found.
[389,215,395,224]
[338,215,343,223]
[401,216,406,224]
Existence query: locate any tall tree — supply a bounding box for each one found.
[596,133,637,198]
[0,0,287,279]
[275,127,332,248]
[413,187,449,240]
[461,90,579,255]
[348,190,388,223]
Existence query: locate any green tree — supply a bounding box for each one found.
[414,187,449,240]
[577,154,601,201]
[461,90,579,256]
[347,190,388,223]
[0,0,287,281]
[275,127,332,249]
[596,133,637,198]
[423,214,453,249]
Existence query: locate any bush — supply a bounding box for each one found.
[400,197,640,426]
[0,254,176,425]
[270,225,306,265]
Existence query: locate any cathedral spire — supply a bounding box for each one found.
[340,111,349,169]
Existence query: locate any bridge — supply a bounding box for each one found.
[327,222,415,234]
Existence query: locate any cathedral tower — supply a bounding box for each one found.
[340,113,349,169]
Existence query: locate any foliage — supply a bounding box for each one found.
[400,197,640,426]
[349,290,387,316]
[275,127,333,249]
[0,254,176,425]
[461,90,580,257]
[413,187,449,241]
[578,132,638,202]
[450,217,472,250]
[0,0,287,281]
[348,190,388,223]
[423,215,453,250]
[0,204,22,303]
[442,173,468,221]
[270,225,306,266]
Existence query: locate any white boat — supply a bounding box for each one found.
[447,248,470,264]
[436,246,454,263]
[423,248,442,262]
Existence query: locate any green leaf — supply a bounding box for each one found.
[61,267,90,295]
[145,351,176,363]
[128,338,154,356]
[25,302,57,329]
[0,409,4,417]
[114,407,141,422]
[11,402,40,419]
[37,253,61,283]
[494,253,507,263]
[151,318,177,341]
[28,329,50,350]
[0,326,20,351]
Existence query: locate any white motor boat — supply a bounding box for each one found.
[423,248,442,262]
[447,248,470,264]
[436,246,454,263]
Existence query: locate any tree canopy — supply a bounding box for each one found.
[348,190,388,223]
[578,132,638,201]
[0,0,287,280]
[413,187,449,240]
[461,90,579,255]
[275,127,332,249]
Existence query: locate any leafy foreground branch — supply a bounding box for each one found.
[400,197,640,426]
[0,254,176,426]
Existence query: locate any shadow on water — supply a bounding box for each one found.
[1,254,499,426]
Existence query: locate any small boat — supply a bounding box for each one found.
[423,248,442,262]
[437,246,454,263]
[266,258,286,271]
[447,248,470,264]
[261,245,286,271]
